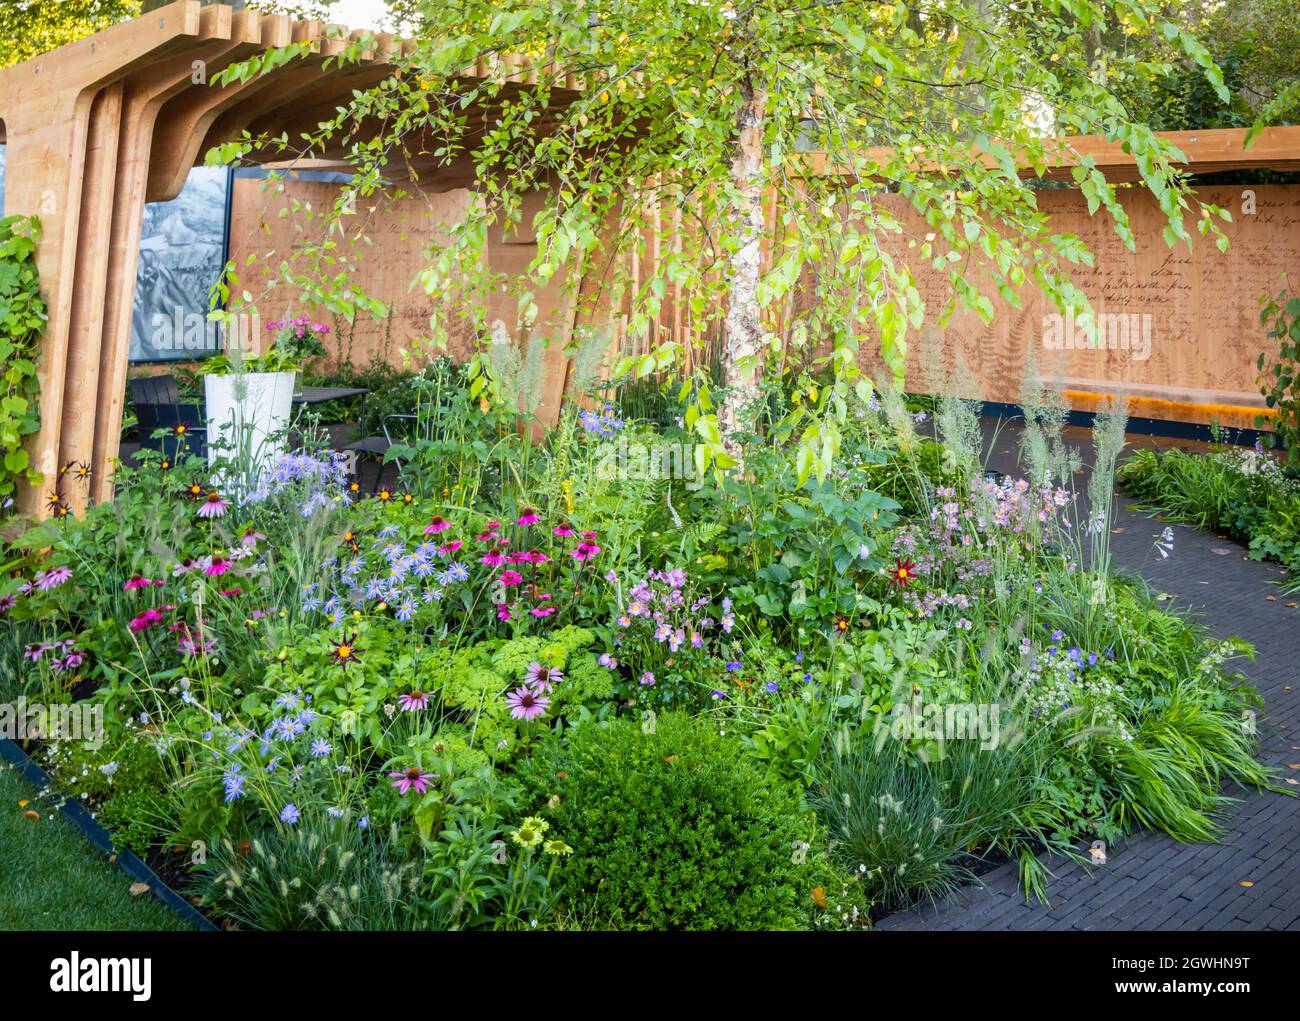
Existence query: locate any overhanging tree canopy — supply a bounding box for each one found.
[235,0,1237,479]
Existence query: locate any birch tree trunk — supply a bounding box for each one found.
[720,78,767,467]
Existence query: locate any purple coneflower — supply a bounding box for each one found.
[399,690,429,712]
[481,547,506,567]
[570,541,601,561]
[524,662,564,693]
[516,508,540,527]
[424,516,451,534]
[34,566,73,590]
[500,570,524,587]
[204,556,232,577]
[197,492,229,519]
[388,766,438,795]
[505,685,550,721]
[122,573,154,591]
[530,605,557,618]
[129,609,164,633]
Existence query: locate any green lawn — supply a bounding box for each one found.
[0,764,189,931]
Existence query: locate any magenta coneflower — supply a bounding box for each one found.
[204,556,232,577]
[476,529,500,543]
[122,573,154,591]
[481,547,506,567]
[524,662,564,693]
[525,549,550,564]
[129,609,164,633]
[500,570,524,587]
[552,522,575,537]
[399,690,429,712]
[0,594,16,614]
[388,766,438,795]
[570,541,601,562]
[438,540,463,555]
[516,508,540,527]
[496,603,512,621]
[424,516,451,534]
[197,492,229,519]
[34,566,73,590]
[530,604,557,618]
[241,528,267,547]
[505,685,550,721]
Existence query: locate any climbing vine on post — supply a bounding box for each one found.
[0,215,47,509]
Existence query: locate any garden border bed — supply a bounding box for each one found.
[0,736,216,932]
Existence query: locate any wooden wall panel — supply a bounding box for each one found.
[849,186,1300,429]
[231,180,1298,430]
[225,175,478,369]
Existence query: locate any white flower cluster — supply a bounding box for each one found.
[1211,448,1300,493]
[1026,650,1133,743]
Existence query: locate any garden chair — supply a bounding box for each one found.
[128,374,207,461]
[343,413,445,492]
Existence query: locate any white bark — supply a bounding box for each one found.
[721,80,767,465]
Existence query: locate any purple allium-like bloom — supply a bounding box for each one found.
[505,685,550,721]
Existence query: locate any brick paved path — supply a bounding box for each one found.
[877,422,1300,931]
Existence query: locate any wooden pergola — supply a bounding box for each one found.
[0,0,584,514]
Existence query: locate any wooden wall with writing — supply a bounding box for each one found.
[229,177,1299,427]
[855,186,1299,427]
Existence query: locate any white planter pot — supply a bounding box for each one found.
[204,371,295,481]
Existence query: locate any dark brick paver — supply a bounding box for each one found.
[877,421,1300,932]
